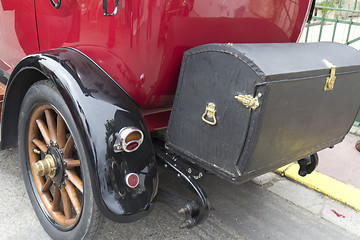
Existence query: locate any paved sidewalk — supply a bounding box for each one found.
[318,134,360,189]
[277,133,360,212]
[1,148,359,239]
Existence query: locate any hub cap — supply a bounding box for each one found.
[33,154,56,177]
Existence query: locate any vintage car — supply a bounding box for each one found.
[1,0,360,239]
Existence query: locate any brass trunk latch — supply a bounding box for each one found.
[202,102,217,125]
[324,66,336,91]
[235,93,262,110]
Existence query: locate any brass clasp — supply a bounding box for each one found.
[324,66,336,91]
[235,93,262,110]
[202,102,217,125]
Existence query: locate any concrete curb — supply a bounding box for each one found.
[350,123,360,136]
[276,163,360,212]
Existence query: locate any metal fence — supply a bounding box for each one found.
[300,0,360,125]
[301,0,360,49]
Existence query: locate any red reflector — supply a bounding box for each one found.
[126,173,139,188]
[126,142,139,151]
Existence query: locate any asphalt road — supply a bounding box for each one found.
[0,148,359,240]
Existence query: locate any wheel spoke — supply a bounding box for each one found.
[63,135,74,158]
[65,179,81,215]
[57,114,66,149]
[45,110,57,143]
[66,170,83,194]
[42,178,53,192]
[32,138,48,153]
[64,158,80,169]
[53,185,61,211]
[60,187,72,219]
[36,119,51,145]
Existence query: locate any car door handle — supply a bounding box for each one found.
[50,0,61,9]
[103,0,119,16]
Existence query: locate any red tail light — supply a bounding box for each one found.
[113,127,144,153]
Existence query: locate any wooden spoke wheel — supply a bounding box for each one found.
[29,105,83,227]
[18,81,102,239]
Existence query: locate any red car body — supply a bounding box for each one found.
[0,0,311,131]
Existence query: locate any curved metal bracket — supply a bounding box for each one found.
[50,0,61,9]
[155,144,210,228]
[103,0,120,16]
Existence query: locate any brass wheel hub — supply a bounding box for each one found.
[33,143,65,185]
[33,154,56,177]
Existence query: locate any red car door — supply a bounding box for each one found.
[0,0,39,75]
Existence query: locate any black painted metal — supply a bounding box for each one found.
[46,143,65,185]
[50,0,61,9]
[103,0,119,16]
[307,0,316,23]
[0,70,9,85]
[1,48,157,223]
[155,143,210,228]
[298,153,319,177]
[167,42,360,183]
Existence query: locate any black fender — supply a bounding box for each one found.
[1,48,158,222]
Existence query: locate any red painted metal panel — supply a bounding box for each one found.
[0,0,312,131]
[0,0,39,74]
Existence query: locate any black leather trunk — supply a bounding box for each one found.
[167,42,360,182]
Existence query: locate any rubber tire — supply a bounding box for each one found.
[18,80,103,240]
